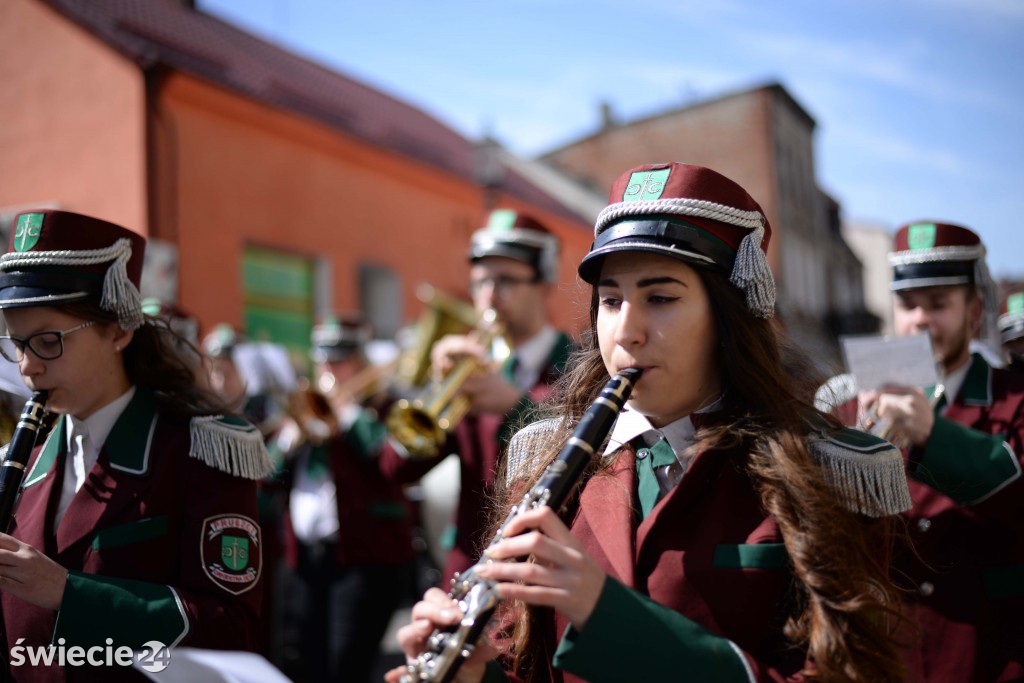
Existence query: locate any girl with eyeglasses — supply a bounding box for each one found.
[0,210,271,681]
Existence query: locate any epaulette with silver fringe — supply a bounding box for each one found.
[189,415,274,480]
[810,427,912,517]
[510,419,912,518]
[506,418,564,485]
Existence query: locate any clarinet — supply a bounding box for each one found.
[401,368,641,683]
[0,391,49,532]
[0,390,49,683]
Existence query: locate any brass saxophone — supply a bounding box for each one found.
[0,391,49,532]
[400,368,642,683]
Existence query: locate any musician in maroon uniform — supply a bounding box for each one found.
[831,222,1024,681]
[280,315,415,682]
[379,210,573,584]
[389,163,911,682]
[0,210,270,682]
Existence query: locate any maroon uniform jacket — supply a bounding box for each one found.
[835,353,1024,682]
[280,410,416,569]
[1,391,265,682]
[488,419,908,683]
[380,332,572,583]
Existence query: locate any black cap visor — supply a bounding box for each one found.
[310,344,361,364]
[577,218,734,284]
[469,241,541,272]
[0,269,99,309]
[891,262,974,291]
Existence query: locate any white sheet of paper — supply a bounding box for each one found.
[231,341,297,395]
[840,333,939,391]
[133,648,291,683]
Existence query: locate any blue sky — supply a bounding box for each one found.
[199,0,1024,278]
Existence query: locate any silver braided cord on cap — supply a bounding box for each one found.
[594,197,764,234]
[887,243,986,266]
[0,238,143,329]
[595,197,776,318]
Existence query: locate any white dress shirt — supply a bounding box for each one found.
[54,387,136,528]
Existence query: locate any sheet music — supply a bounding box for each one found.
[133,648,291,682]
[840,333,939,391]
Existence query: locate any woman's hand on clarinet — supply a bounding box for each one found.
[384,587,498,683]
[476,506,606,631]
[0,532,68,610]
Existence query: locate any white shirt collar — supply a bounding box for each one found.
[510,325,558,392]
[604,394,726,458]
[66,386,137,455]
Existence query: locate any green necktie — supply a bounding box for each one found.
[636,437,677,519]
[501,354,519,383]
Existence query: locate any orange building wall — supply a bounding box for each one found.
[0,0,148,232]
[154,74,594,338]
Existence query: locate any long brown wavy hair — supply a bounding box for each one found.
[57,301,230,419]
[493,267,907,682]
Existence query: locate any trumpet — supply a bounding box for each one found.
[395,284,480,391]
[317,356,399,409]
[386,308,507,458]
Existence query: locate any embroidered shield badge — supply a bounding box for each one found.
[201,514,262,594]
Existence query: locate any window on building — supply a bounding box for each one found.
[359,264,402,341]
[242,245,315,371]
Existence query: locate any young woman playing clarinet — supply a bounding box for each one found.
[389,162,911,683]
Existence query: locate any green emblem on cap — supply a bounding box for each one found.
[1009,293,1024,316]
[221,535,250,571]
[486,209,518,232]
[13,213,44,252]
[623,169,670,203]
[907,222,937,250]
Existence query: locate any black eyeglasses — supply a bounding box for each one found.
[469,274,541,295]
[0,321,96,363]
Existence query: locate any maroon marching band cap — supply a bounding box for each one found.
[468,208,560,283]
[888,221,986,291]
[309,314,371,363]
[0,209,146,329]
[578,162,775,318]
[999,289,1024,345]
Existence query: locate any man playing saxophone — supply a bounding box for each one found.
[380,209,574,585]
